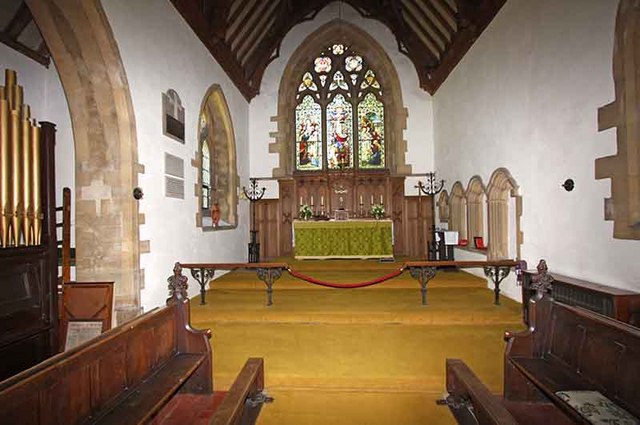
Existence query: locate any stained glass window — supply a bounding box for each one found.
[201,141,211,209]
[327,94,353,169]
[295,95,323,170]
[358,93,385,169]
[293,44,386,173]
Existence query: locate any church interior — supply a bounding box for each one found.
[1,0,640,424]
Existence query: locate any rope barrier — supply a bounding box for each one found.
[286,267,404,289]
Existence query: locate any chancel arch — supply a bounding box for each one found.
[466,176,486,249]
[486,168,521,260]
[449,182,467,242]
[196,85,238,229]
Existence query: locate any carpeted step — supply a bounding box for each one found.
[256,389,456,425]
[191,287,522,325]
[204,321,520,394]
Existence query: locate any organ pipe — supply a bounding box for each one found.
[0,69,43,247]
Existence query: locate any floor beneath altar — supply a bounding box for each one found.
[188,257,524,425]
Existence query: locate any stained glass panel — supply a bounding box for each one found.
[332,44,344,55]
[358,93,385,169]
[329,71,349,91]
[345,55,363,72]
[319,75,327,87]
[314,56,332,73]
[298,72,318,92]
[326,94,353,169]
[360,69,380,89]
[295,95,323,171]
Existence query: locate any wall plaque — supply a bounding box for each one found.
[166,176,185,199]
[162,89,185,143]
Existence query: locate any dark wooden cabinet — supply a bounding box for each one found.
[522,270,640,327]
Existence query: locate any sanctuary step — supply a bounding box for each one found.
[188,259,524,425]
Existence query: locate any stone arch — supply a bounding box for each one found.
[27,0,142,322]
[466,176,486,246]
[449,181,467,241]
[437,190,449,223]
[272,20,409,177]
[196,85,238,228]
[486,167,521,260]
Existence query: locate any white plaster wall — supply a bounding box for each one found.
[435,0,640,297]
[102,0,250,310]
[249,2,434,198]
[0,44,75,263]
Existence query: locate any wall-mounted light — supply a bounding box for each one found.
[562,179,575,192]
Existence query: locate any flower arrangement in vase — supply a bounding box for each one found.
[299,204,313,220]
[370,203,385,219]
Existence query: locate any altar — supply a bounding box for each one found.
[293,219,393,259]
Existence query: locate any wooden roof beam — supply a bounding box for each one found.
[226,0,260,47]
[170,0,256,100]
[403,0,448,50]
[423,0,456,35]
[232,0,276,55]
[5,2,33,38]
[244,1,326,93]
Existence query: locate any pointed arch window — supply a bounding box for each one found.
[294,44,386,172]
[201,139,211,210]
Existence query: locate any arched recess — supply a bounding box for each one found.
[27,0,142,322]
[272,20,410,177]
[487,168,521,260]
[437,190,450,224]
[196,85,238,229]
[449,182,467,241]
[466,176,486,247]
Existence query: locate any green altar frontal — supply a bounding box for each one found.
[293,219,394,259]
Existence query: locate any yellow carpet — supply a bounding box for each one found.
[189,258,524,425]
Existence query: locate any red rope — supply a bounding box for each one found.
[287,267,404,288]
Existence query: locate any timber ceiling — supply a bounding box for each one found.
[171,0,506,101]
[0,0,50,67]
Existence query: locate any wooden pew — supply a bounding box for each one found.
[444,283,640,424]
[0,290,266,425]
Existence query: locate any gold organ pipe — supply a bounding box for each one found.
[31,123,41,245]
[0,98,8,247]
[22,118,33,245]
[2,69,42,248]
[10,110,22,246]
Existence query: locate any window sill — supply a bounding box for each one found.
[202,225,236,232]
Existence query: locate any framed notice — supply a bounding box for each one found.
[64,321,103,350]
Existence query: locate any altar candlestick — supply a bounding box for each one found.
[311,195,314,205]
[360,195,363,204]
[380,194,383,204]
[371,195,374,204]
[321,195,324,205]
[300,196,302,205]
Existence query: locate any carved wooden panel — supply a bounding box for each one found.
[390,177,406,255]
[403,196,433,258]
[278,179,294,256]
[255,200,280,260]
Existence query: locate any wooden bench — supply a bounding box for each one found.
[444,287,640,424]
[0,290,266,425]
